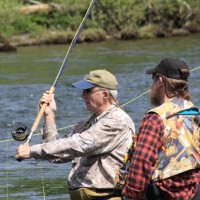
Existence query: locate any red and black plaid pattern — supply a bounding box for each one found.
[122,113,200,200]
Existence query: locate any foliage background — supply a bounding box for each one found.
[0,0,200,45]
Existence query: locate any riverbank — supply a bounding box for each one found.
[8,26,200,47]
[2,27,199,52]
[0,0,200,50]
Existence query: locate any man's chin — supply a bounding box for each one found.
[86,104,92,111]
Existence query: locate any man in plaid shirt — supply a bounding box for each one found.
[122,57,200,200]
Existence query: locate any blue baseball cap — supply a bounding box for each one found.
[72,79,96,89]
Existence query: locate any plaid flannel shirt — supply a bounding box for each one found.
[122,113,200,200]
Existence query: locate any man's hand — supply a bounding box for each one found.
[40,91,57,115]
[15,143,31,160]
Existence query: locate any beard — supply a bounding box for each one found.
[150,86,162,107]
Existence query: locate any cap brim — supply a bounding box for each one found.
[72,80,96,89]
[146,67,156,74]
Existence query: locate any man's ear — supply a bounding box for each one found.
[158,76,165,86]
[103,90,110,98]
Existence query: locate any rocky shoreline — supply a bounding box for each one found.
[0,27,199,52]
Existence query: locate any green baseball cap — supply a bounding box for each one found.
[72,69,118,90]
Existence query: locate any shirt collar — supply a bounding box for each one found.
[95,104,116,122]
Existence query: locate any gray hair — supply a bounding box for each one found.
[109,89,118,101]
[109,89,124,111]
[95,86,118,101]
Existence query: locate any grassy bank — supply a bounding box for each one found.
[0,0,200,47]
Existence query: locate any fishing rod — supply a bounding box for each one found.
[12,0,97,149]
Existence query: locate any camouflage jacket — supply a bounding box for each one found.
[31,105,135,189]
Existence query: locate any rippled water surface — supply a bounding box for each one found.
[0,34,200,199]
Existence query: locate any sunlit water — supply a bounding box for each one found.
[0,34,200,199]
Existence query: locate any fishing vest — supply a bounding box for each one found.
[115,134,137,190]
[150,97,200,181]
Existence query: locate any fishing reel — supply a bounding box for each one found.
[12,123,30,141]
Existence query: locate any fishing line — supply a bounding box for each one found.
[121,65,200,107]
[37,131,46,200]
[0,64,199,146]
[1,65,200,145]
[121,89,151,107]
[40,161,46,200]
[6,132,9,199]
[190,66,200,72]
[1,124,76,144]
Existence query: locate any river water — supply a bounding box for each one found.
[0,34,200,199]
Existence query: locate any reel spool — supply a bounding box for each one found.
[12,123,29,141]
